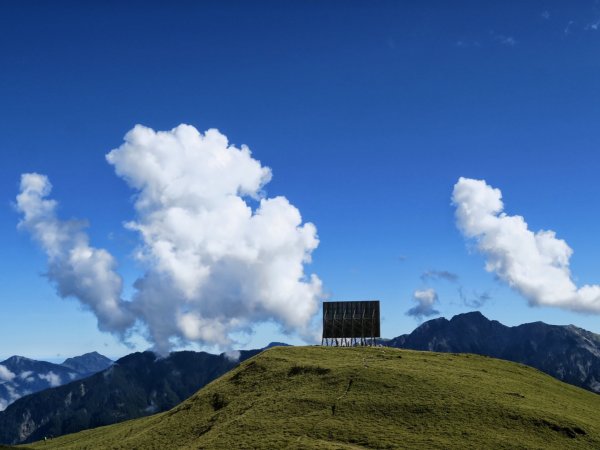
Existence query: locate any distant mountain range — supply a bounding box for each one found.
[2,313,600,445]
[0,347,264,444]
[385,311,600,394]
[0,352,113,411]
[61,351,113,376]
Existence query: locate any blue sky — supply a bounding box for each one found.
[2,1,600,360]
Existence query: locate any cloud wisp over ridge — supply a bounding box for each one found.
[452,177,600,314]
[418,268,491,309]
[458,287,491,309]
[0,365,15,383]
[17,124,323,354]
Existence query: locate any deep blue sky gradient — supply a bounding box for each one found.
[2,1,600,359]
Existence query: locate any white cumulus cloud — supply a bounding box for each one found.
[452,177,600,313]
[407,288,440,319]
[0,365,16,383]
[107,124,322,353]
[17,124,323,354]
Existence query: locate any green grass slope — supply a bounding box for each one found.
[26,346,600,449]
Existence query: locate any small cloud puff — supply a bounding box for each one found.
[407,289,440,320]
[564,20,575,35]
[223,350,241,362]
[492,32,517,46]
[585,19,600,31]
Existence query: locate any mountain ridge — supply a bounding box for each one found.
[4,313,600,444]
[61,352,113,376]
[386,311,600,394]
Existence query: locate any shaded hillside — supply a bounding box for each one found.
[28,346,600,449]
[387,311,600,393]
[0,349,259,444]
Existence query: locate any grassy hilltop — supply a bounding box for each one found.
[25,346,600,449]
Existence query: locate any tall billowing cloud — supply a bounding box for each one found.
[107,124,322,353]
[452,177,600,313]
[407,288,440,319]
[17,124,322,354]
[16,174,134,334]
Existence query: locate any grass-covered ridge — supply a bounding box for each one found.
[27,346,600,449]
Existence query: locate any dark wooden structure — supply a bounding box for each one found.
[321,300,380,346]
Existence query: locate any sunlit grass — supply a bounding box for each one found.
[24,346,600,449]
